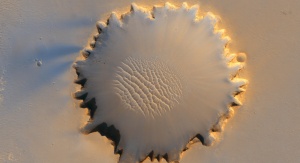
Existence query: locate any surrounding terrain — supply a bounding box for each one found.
[0,0,299,162]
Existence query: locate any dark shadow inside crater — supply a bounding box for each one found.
[196,134,205,144]
[92,123,122,155]
[79,98,97,118]
[74,69,122,155]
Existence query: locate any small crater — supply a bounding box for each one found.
[237,53,247,62]
[35,59,42,67]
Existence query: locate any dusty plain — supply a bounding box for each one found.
[0,0,299,162]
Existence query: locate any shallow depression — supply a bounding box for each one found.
[73,2,248,163]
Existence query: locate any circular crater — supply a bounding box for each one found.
[73,2,248,163]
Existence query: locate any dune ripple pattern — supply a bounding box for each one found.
[114,57,183,117]
[73,2,248,163]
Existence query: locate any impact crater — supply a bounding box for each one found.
[73,2,248,163]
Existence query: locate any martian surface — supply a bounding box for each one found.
[0,0,299,162]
